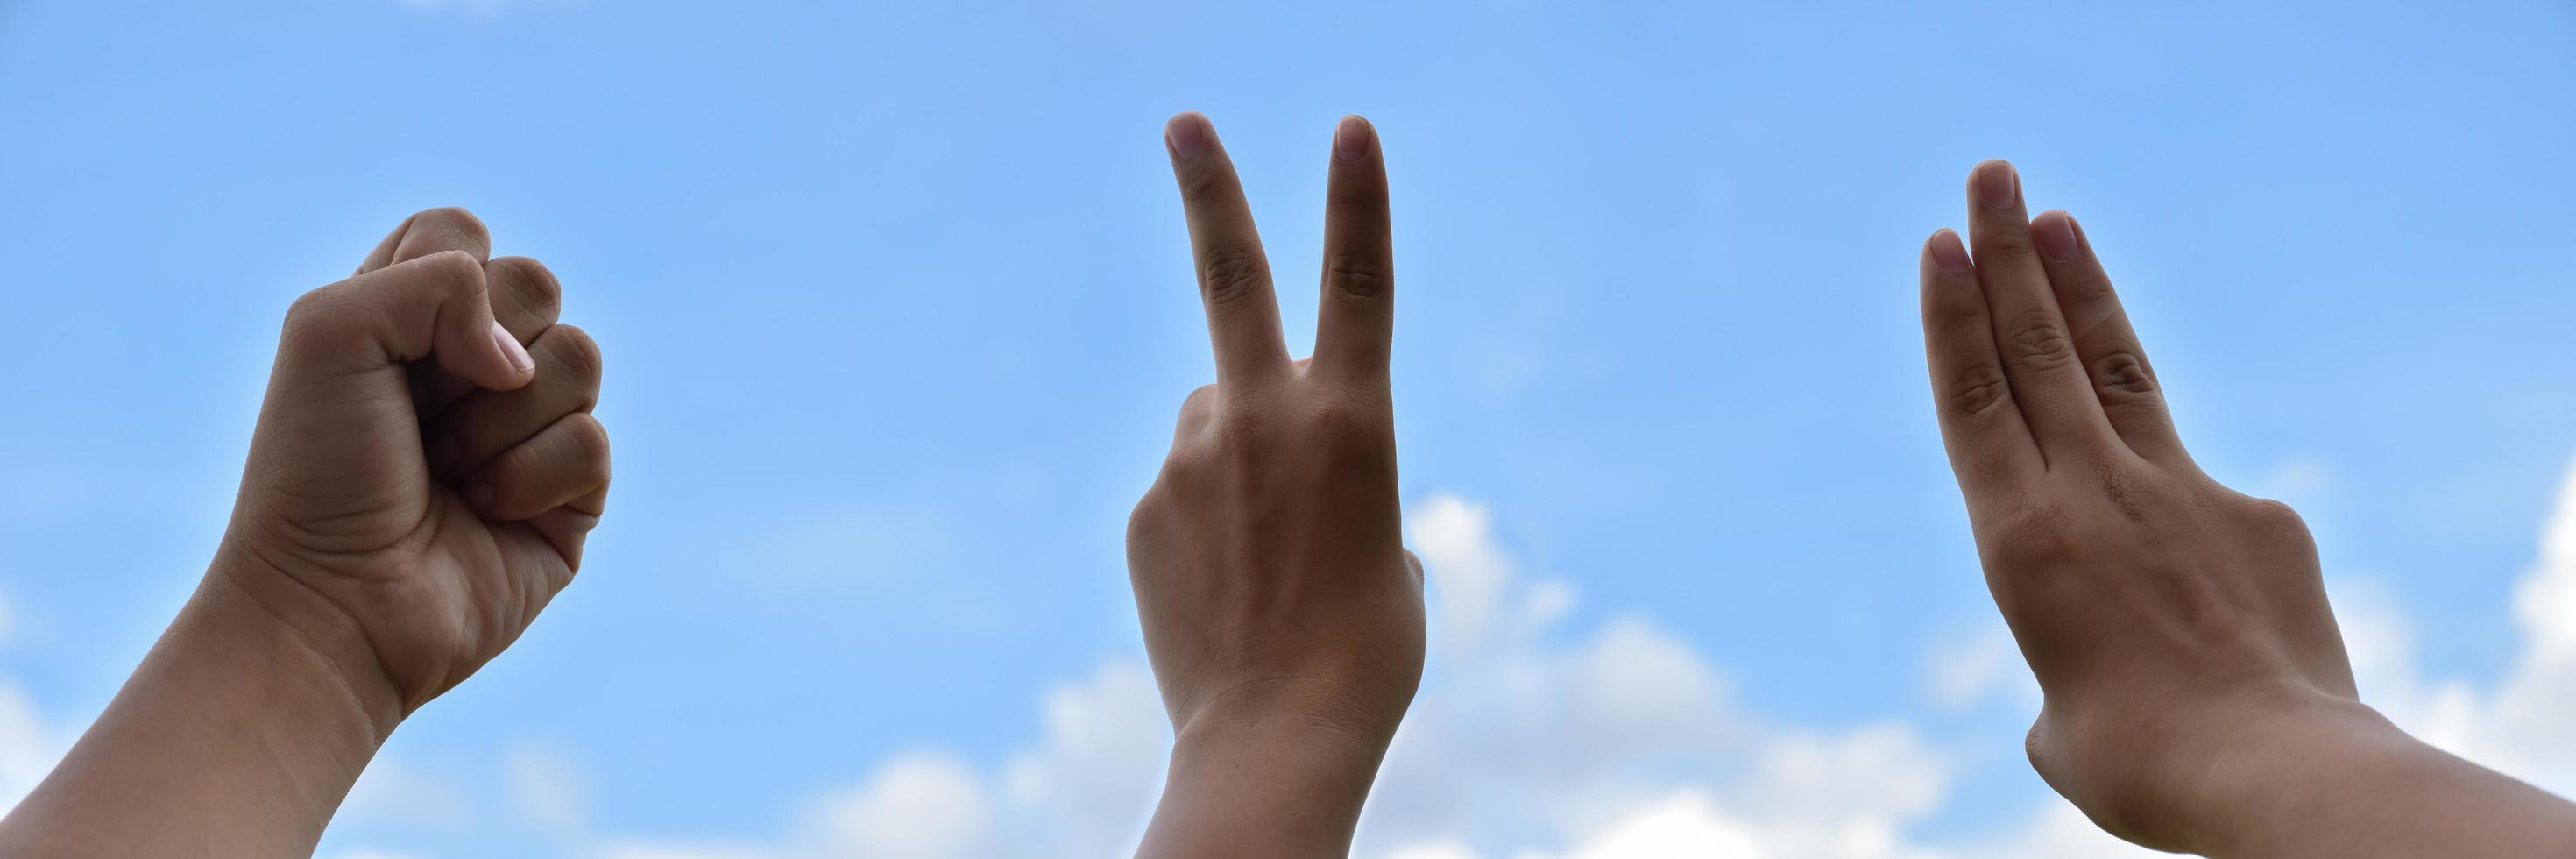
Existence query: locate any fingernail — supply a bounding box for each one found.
[464,484,495,514]
[2034,211,2081,262]
[1165,113,1209,160]
[492,322,534,375]
[1928,229,1972,274]
[1334,116,1371,162]
[1973,160,2020,210]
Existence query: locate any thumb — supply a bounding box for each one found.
[279,250,534,393]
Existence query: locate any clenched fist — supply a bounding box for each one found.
[1129,113,1425,858]
[221,207,610,718]
[0,208,610,857]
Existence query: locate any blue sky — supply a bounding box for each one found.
[3,1,2575,856]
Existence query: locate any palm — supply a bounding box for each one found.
[381,493,570,704]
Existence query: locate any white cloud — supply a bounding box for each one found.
[351,460,2576,856]
[1918,623,2028,713]
[341,756,475,831]
[507,743,592,847]
[810,752,994,859]
[1533,792,1772,859]
[0,586,61,815]
[2325,453,2576,797]
[0,679,58,814]
[1412,495,1534,655]
[1351,493,1965,859]
[2517,456,2576,663]
[998,659,1166,855]
[1978,804,2162,859]
[600,661,1166,859]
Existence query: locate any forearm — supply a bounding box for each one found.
[0,565,400,856]
[2195,701,2576,858]
[1136,716,1391,859]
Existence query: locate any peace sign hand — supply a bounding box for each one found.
[1128,113,1425,858]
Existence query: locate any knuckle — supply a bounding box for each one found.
[1944,363,2013,417]
[489,256,562,316]
[1981,230,2040,260]
[563,413,613,472]
[2056,272,2117,308]
[1325,184,1382,211]
[1923,286,1990,326]
[1198,245,1270,307]
[2091,351,2158,400]
[1212,408,1270,447]
[410,206,490,247]
[1984,504,2079,568]
[547,324,606,391]
[283,286,343,331]
[1310,395,1392,458]
[1125,492,1156,537]
[2234,496,2310,536]
[1309,395,1381,435]
[2001,316,2077,371]
[1149,446,1227,503]
[1178,383,1219,420]
[1176,168,1235,207]
[1323,254,1392,300]
[413,248,486,295]
[280,287,367,353]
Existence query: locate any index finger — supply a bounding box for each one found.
[357,207,492,274]
[1164,112,1289,387]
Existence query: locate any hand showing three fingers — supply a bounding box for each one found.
[219,208,610,724]
[1129,113,1424,858]
[1921,161,2576,856]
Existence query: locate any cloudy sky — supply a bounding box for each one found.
[3,1,2574,856]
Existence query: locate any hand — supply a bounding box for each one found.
[218,207,610,720]
[1128,113,1424,857]
[0,209,610,857]
[1920,160,2576,856]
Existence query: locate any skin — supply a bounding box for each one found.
[1921,160,2576,857]
[0,209,609,857]
[1128,112,1426,859]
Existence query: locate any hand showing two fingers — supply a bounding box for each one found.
[222,208,610,719]
[1129,113,1425,857]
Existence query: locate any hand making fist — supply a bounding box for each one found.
[217,208,610,722]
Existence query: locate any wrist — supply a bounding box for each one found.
[204,545,408,742]
[1141,680,1400,859]
[2056,684,2404,855]
[1168,677,1398,813]
[0,565,401,855]
[1176,674,1405,755]
[2183,692,2398,849]
[2181,696,2576,858]
[2035,681,2381,852]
